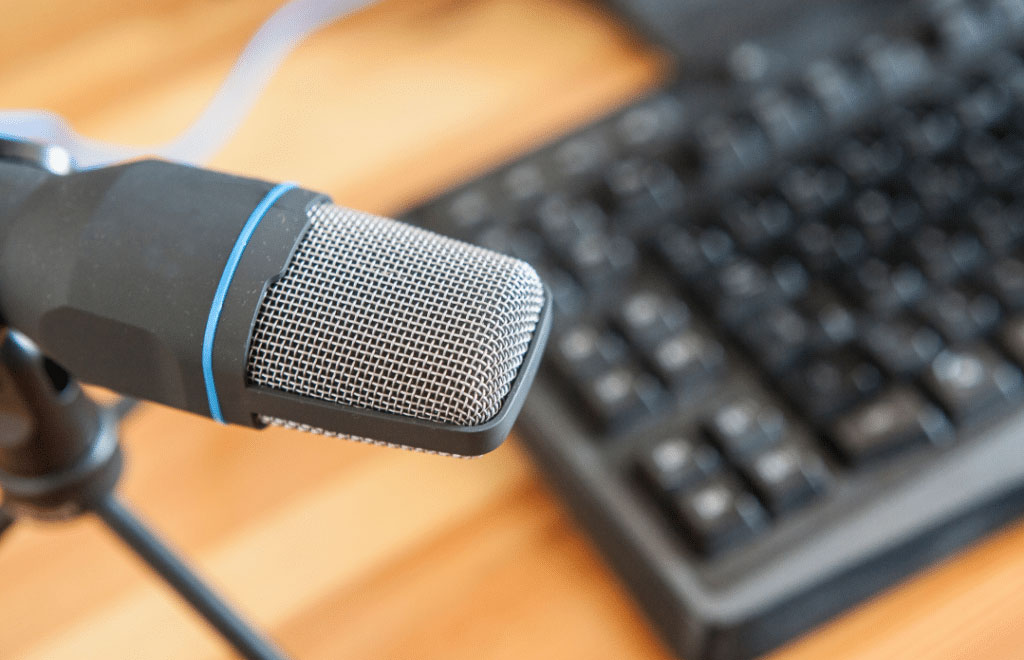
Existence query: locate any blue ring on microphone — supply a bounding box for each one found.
[202,182,297,423]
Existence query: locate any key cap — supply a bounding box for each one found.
[501,163,546,203]
[706,398,786,459]
[971,197,1024,256]
[720,196,795,253]
[835,133,905,186]
[780,165,850,218]
[749,87,823,151]
[862,38,933,97]
[700,257,785,324]
[800,286,858,349]
[915,288,1000,343]
[907,160,978,218]
[922,343,1024,425]
[910,227,983,285]
[783,349,884,422]
[743,440,831,514]
[861,316,943,377]
[850,190,922,252]
[656,226,734,287]
[603,158,686,234]
[563,232,637,291]
[846,259,928,314]
[831,386,953,465]
[983,257,1024,311]
[962,132,1023,189]
[672,477,767,556]
[551,324,626,381]
[615,96,688,152]
[615,289,690,351]
[795,222,868,274]
[803,58,877,123]
[736,305,812,374]
[534,195,606,248]
[552,131,612,183]
[896,106,962,158]
[579,364,664,430]
[647,330,725,391]
[638,437,721,494]
[696,113,772,181]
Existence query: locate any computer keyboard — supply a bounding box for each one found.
[403,1,1024,657]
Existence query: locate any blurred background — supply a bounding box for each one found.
[2,1,1024,659]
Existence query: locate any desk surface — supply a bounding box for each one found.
[1,1,1023,658]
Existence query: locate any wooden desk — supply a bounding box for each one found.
[1,1,1022,658]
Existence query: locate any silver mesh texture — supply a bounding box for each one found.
[260,416,479,458]
[246,202,545,427]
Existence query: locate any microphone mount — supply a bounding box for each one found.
[0,139,291,660]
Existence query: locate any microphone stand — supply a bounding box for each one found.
[0,329,292,660]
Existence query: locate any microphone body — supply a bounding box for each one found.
[0,158,550,456]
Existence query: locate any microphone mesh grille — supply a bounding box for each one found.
[246,202,545,427]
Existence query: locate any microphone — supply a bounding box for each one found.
[0,148,550,456]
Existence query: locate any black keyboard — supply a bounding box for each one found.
[403,1,1024,658]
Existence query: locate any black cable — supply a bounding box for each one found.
[92,495,290,660]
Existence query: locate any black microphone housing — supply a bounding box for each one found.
[0,158,550,456]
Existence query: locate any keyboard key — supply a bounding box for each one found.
[551,324,626,381]
[803,59,877,123]
[720,196,795,252]
[846,259,928,314]
[922,343,1024,425]
[983,257,1024,311]
[907,160,979,217]
[736,305,813,374]
[831,386,953,465]
[706,398,786,459]
[615,290,690,351]
[780,165,850,217]
[534,195,606,248]
[862,38,933,96]
[638,437,721,494]
[671,477,767,556]
[861,317,943,377]
[700,257,785,323]
[783,349,884,422]
[896,106,962,158]
[835,133,905,185]
[603,159,686,234]
[800,286,859,349]
[656,226,734,286]
[915,287,1001,343]
[742,441,831,514]
[553,132,612,183]
[794,222,868,274]
[750,87,824,151]
[580,365,664,430]
[647,330,725,391]
[563,232,637,290]
[910,226,984,284]
[970,197,1024,256]
[614,96,687,151]
[696,114,772,181]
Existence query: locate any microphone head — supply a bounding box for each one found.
[245,202,549,454]
[0,159,549,456]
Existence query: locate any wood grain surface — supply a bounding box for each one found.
[1,1,1022,658]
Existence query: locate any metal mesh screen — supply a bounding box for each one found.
[246,202,545,427]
